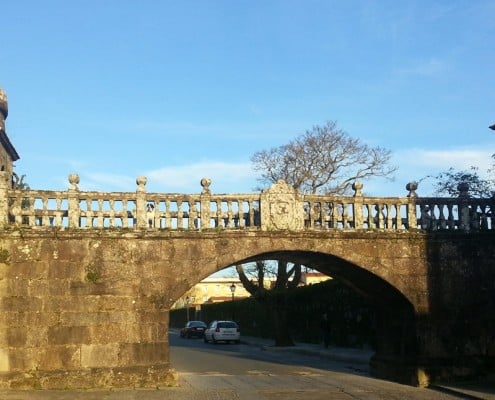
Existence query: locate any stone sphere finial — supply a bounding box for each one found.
[458,182,469,198]
[352,181,363,197]
[0,86,8,126]
[200,177,212,194]
[136,176,147,192]
[68,173,80,190]
[406,181,418,198]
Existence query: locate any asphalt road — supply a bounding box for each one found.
[0,332,485,399]
[169,330,466,400]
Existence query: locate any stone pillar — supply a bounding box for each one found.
[352,182,363,228]
[67,173,80,228]
[406,182,418,229]
[260,180,304,231]
[458,183,470,231]
[199,178,212,230]
[0,170,9,227]
[136,176,147,229]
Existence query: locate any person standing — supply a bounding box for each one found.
[320,313,331,348]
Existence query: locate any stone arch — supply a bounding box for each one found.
[209,247,418,380]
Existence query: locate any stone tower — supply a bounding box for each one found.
[0,85,7,132]
[0,86,20,186]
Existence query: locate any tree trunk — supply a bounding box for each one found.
[269,294,295,347]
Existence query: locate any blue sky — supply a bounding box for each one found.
[1,0,494,197]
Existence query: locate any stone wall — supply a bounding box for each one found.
[0,227,493,388]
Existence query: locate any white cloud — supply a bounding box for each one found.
[65,146,493,198]
[395,147,493,171]
[80,173,136,192]
[71,162,258,194]
[144,161,258,194]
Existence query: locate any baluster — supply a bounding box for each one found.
[85,199,92,228]
[447,204,455,229]
[56,197,63,226]
[471,205,480,230]
[384,204,391,229]
[165,200,171,229]
[215,199,222,228]
[238,201,245,228]
[480,206,489,230]
[322,202,330,229]
[109,199,115,228]
[364,204,371,229]
[227,200,233,228]
[331,202,338,228]
[314,202,322,228]
[14,197,22,225]
[438,203,446,229]
[248,200,255,227]
[342,203,348,229]
[420,205,431,230]
[41,197,49,226]
[122,199,128,228]
[177,200,183,229]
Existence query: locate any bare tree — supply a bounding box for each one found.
[251,121,397,194]
[236,260,301,346]
[236,122,396,345]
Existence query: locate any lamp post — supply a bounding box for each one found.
[185,296,190,322]
[230,283,236,320]
[191,296,196,320]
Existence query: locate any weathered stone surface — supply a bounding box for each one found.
[0,226,493,388]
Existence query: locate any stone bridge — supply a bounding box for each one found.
[0,86,494,389]
[0,173,494,389]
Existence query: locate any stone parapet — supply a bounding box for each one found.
[1,175,492,232]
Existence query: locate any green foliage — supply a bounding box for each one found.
[0,248,9,263]
[13,173,30,190]
[85,271,100,283]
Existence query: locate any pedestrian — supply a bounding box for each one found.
[320,313,331,348]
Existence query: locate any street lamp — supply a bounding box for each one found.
[230,283,236,320]
[191,296,196,320]
[185,296,190,322]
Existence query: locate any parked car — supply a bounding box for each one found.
[204,320,240,344]
[180,320,207,338]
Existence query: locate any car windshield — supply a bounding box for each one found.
[189,321,206,327]
[217,322,237,328]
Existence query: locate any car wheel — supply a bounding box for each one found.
[203,335,208,343]
[235,340,240,344]
[212,335,218,344]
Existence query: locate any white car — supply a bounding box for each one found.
[204,320,240,344]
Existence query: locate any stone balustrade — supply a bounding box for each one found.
[0,172,492,231]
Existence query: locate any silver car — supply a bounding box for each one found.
[204,320,240,344]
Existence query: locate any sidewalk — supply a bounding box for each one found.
[241,335,495,400]
[240,335,373,365]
